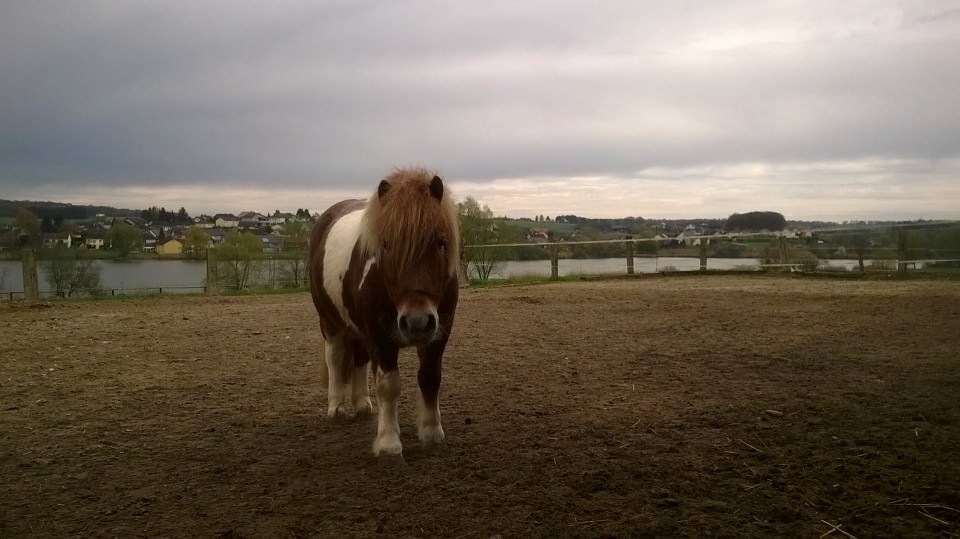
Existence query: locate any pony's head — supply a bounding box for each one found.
[359,167,461,346]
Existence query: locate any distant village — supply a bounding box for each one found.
[0,208,316,257]
[0,202,850,259]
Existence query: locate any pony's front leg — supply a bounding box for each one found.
[416,343,446,447]
[372,345,403,459]
[373,367,403,458]
[323,334,351,419]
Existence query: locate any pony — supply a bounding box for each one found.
[308,167,461,460]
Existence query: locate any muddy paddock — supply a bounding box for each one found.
[2,275,958,538]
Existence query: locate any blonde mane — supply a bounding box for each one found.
[359,167,461,277]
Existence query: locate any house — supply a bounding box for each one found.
[193,215,216,229]
[0,230,18,253]
[527,228,550,243]
[207,228,229,245]
[43,232,71,248]
[257,233,283,255]
[214,214,240,228]
[84,229,107,249]
[143,230,158,253]
[238,211,266,223]
[268,211,294,225]
[157,238,183,256]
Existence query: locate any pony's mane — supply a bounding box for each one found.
[359,167,460,277]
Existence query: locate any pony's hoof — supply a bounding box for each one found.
[327,405,349,421]
[352,400,374,419]
[418,425,446,447]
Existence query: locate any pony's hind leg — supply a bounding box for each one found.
[351,358,373,418]
[323,333,352,419]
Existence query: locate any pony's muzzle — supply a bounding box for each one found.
[397,310,438,344]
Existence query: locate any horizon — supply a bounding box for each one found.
[3,196,955,226]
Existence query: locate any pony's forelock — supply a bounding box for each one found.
[359,167,460,277]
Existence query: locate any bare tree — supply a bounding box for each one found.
[44,247,103,297]
[280,220,309,287]
[218,230,263,290]
[458,196,502,281]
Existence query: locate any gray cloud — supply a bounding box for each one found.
[2,0,959,218]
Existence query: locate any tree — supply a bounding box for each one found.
[44,247,103,297]
[724,211,787,232]
[107,220,143,257]
[184,226,210,258]
[218,230,263,290]
[280,220,309,287]
[458,196,502,281]
[142,206,160,222]
[15,208,42,251]
[846,234,870,273]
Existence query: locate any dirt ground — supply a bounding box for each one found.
[2,274,958,538]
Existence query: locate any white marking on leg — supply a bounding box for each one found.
[324,336,349,418]
[358,257,376,291]
[351,362,373,417]
[373,369,403,456]
[418,392,445,445]
[322,209,364,333]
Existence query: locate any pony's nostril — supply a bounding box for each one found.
[398,315,410,332]
[426,313,437,330]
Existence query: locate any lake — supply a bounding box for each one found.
[0,256,884,296]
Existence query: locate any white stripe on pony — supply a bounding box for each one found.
[358,257,376,291]
[322,208,364,334]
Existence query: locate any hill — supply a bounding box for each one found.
[0,199,142,221]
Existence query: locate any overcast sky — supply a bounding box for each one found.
[2,0,959,221]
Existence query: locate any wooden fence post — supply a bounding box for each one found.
[896,228,908,274]
[206,248,219,295]
[625,236,634,275]
[550,244,559,280]
[699,238,708,271]
[778,236,789,272]
[21,248,39,301]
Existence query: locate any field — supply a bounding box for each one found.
[2,275,958,538]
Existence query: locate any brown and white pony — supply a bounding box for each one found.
[308,167,461,460]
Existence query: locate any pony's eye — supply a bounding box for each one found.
[382,241,389,251]
[438,238,448,251]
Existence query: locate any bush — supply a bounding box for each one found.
[789,249,820,272]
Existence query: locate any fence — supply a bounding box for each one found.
[3,221,958,300]
[462,220,960,281]
[3,248,311,301]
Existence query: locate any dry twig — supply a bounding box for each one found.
[738,439,763,453]
[820,520,857,538]
[919,510,952,526]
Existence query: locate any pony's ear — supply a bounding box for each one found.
[378,179,391,200]
[429,175,444,200]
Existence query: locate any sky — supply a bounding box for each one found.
[2,0,959,222]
